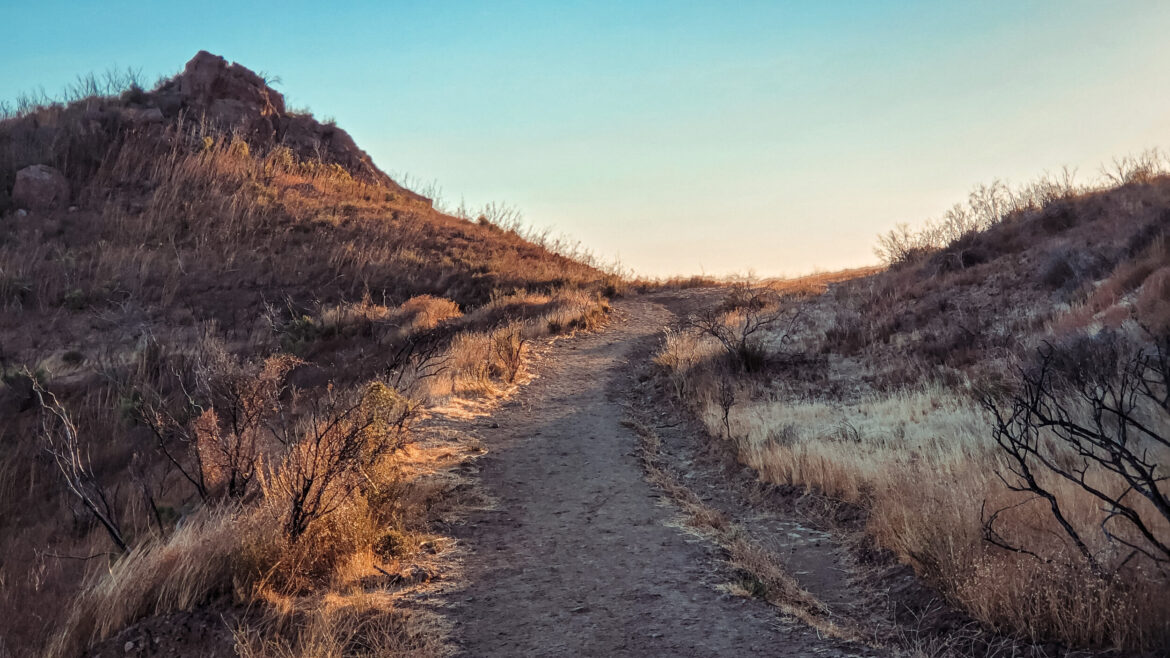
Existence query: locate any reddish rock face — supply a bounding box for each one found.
[12,164,69,210]
[156,51,427,202]
[173,50,286,143]
[179,51,285,117]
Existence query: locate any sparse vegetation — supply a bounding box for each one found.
[655,159,1170,652]
[683,281,805,373]
[7,46,1170,658]
[0,53,614,657]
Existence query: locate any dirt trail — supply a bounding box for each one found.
[439,297,886,656]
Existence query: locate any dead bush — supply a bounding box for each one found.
[262,381,418,541]
[139,342,301,502]
[875,222,936,267]
[489,324,527,384]
[686,282,803,373]
[1103,149,1168,186]
[30,378,129,553]
[982,333,1170,572]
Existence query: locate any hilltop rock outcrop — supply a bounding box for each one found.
[151,51,425,201]
[164,50,286,142]
[1,51,429,211]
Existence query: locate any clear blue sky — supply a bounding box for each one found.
[4,1,1169,276]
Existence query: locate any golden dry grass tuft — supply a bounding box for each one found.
[47,509,243,658]
[233,590,443,658]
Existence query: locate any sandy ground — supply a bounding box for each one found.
[439,297,880,656]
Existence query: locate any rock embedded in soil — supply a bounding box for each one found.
[12,164,69,210]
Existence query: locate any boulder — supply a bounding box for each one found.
[121,106,164,124]
[12,164,69,210]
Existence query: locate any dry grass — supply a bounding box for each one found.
[42,409,468,657]
[46,509,243,657]
[0,65,612,657]
[656,270,1170,652]
[0,126,604,320]
[762,267,884,296]
[623,418,860,642]
[233,591,442,657]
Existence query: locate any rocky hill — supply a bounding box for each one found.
[0,52,611,657]
[2,51,425,209]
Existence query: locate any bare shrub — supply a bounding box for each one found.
[874,184,1012,268]
[30,377,129,553]
[138,342,301,502]
[194,349,302,500]
[685,282,803,373]
[874,222,936,267]
[981,335,1170,572]
[262,382,418,541]
[489,324,527,384]
[1103,149,1168,186]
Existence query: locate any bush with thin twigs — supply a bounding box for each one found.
[489,324,527,384]
[135,340,301,502]
[981,334,1170,573]
[261,381,419,542]
[29,377,130,553]
[683,281,805,373]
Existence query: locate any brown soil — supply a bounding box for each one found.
[438,296,887,656]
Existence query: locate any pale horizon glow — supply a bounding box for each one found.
[4,1,1169,277]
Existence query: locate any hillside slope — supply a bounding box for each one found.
[656,166,1170,653]
[0,52,612,657]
